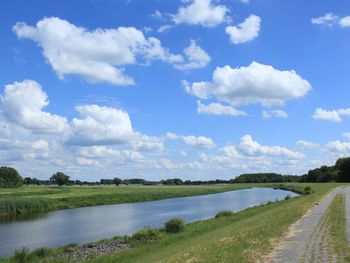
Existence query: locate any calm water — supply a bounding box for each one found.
[0,188,298,257]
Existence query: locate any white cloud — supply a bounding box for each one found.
[311,13,350,28]
[157,24,174,33]
[225,15,261,44]
[131,134,165,152]
[166,132,215,149]
[262,110,288,119]
[237,135,303,159]
[179,150,188,157]
[197,100,246,116]
[296,140,319,149]
[172,0,229,28]
[67,104,165,151]
[151,10,163,20]
[78,146,121,159]
[13,17,182,85]
[342,133,350,140]
[325,140,350,154]
[159,158,177,169]
[312,108,340,122]
[311,13,339,26]
[339,16,350,27]
[220,145,239,158]
[184,61,311,106]
[174,40,211,70]
[312,108,350,122]
[68,104,133,146]
[0,80,69,134]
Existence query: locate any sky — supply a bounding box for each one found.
[1,0,350,181]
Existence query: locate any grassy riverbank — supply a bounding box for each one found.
[0,183,343,262]
[0,183,280,218]
[300,193,350,262]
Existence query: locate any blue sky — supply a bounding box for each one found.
[1,0,350,181]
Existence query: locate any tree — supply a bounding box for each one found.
[50,172,69,187]
[335,157,350,182]
[113,177,122,186]
[0,167,22,188]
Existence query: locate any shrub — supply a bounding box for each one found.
[303,186,312,195]
[215,210,233,218]
[284,195,291,200]
[164,218,185,233]
[131,227,160,242]
[0,167,22,188]
[12,247,31,262]
[32,247,51,257]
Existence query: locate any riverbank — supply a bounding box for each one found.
[0,183,342,263]
[0,183,297,219]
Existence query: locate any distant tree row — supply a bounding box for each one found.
[231,173,299,183]
[2,156,350,188]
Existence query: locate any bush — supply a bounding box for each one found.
[164,218,185,233]
[215,210,233,218]
[131,227,160,242]
[0,167,22,188]
[303,186,312,195]
[12,247,31,262]
[284,195,291,200]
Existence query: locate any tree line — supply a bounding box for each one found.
[1,157,350,188]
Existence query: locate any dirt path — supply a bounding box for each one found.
[346,187,350,243]
[264,187,349,263]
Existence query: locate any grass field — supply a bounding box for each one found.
[300,193,350,262]
[0,183,344,263]
[0,183,279,218]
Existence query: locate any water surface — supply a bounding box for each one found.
[0,187,298,257]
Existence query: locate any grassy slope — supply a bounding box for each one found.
[0,184,270,217]
[81,183,340,263]
[320,194,350,262]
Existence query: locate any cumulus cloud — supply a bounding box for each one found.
[172,0,229,27]
[311,13,350,28]
[0,80,69,134]
[312,108,350,122]
[237,135,303,159]
[262,110,288,119]
[174,40,211,70]
[65,104,165,152]
[311,13,339,26]
[325,140,350,154]
[68,105,133,145]
[197,101,246,116]
[342,133,350,140]
[225,15,261,44]
[166,132,215,149]
[339,16,350,27]
[184,61,311,106]
[296,140,319,149]
[13,17,182,85]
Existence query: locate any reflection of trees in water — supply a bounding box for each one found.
[0,212,48,224]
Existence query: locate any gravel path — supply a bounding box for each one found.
[264,186,349,263]
[346,187,350,243]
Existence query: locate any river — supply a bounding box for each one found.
[0,187,298,257]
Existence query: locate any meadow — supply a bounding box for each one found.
[1,183,345,263]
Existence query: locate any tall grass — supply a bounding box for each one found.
[0,184,273,218]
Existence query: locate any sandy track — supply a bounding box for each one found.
[263,187,349,263]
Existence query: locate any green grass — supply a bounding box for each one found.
[0,183,276,218]
[0,183,343,263]
[322,194,350,262]
[81,183,340,263]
